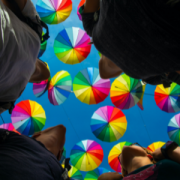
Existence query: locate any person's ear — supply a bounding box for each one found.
[32,132,41,139]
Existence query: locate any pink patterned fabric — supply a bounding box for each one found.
[124,165,158,180]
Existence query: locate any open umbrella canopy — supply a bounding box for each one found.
[33,62,51,98]
[11,100,46,136]
[73,67,110,105]
[137,83,146,110]
[110,74,143,110]
[48,70,72,105]
[36,0,72,24]
[168,113,180,145]
[0,123,20,134]
[108,141,132,172]
[70,139,104,171]
[84,167,110,180]
[54,27,91,64]
[154,83,180,113]
[68,166,83,180]
[147,141,165,152]
[77,0,85,20]
[38,31,47,58]
[60,147,66,164]
[91,106,127,142]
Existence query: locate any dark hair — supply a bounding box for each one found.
[167,0,180,6]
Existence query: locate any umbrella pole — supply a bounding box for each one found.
[0,115,4,124]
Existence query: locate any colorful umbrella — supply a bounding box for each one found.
[77,0,85,20]
[60,147,66,164]
[36,0,72,24]
[84,167,110,180]
[110,74,143,110]
[33,62,51,97]
[70,140,104,171]
[154,83,180,113]
[68,166,83,180]
[11,100,46,136]
[98,52,102,57]
[48,70,72,105]
[168,113,180,145]
[0,123,20,134]
[91,106,127,142]
[38,31,47,58]
[54,27,91,64]
[147,141,165,152]
[62,165,83,180]
[137,83,146,110]
[108,141,132,172]
[73,67,110,105]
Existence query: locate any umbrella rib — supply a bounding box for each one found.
[115,86,165,97]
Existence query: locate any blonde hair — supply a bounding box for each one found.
[121,148,156,177]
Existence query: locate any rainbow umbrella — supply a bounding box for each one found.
[54,27,91,64]
[137,83,146,110]
[77,0,85,20]
[108,141,132,172]
[98,52,102,57]
[36,0,72,24]
[154,83,180,113]
[91,106,127,142]
[168,114,180,145]
[147,141,165,152]
[11,100,46,136]
[84,167,110,180]
[110,74,143,109]
[68,166,83,180]
[70,140,104,171]
[0,123,20,134]
[38,31,47,58]
[48,71,72,105]
[60,147,66,164]
[73,67,110,105]
[33,62,51,97]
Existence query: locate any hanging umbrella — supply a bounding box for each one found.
[54,27,91,64]
[91,106,127,142]
[147,141,165,152]
[108,141,132,172]
[38,31,47,58]
[68,166,83,180]
[60,147,66,164]
[137,83,146,110]
[36,0,72,24]
[110,74,143,110]
[33,62,51,97]
[77,0,85,20]
[70,139,104,171]
[84,167,110,180]
[168,113,180,145]
[48,70,72,105]
[154,83,180,113]
[73,67,110,105]
[0,123,20,134]
[11,100,46,136]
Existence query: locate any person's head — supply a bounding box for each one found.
[99,54,123,79]
[32,125,66,161]
[119,143,156,177]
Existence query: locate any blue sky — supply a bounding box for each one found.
[1,0,178,176]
